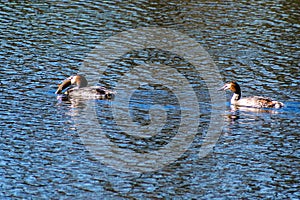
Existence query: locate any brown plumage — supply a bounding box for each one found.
[55,78,72,94]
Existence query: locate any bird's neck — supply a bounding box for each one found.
[231,91,241,104]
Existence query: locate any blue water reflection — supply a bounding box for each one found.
[0,1,299,199]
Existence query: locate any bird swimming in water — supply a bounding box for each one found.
[55,74,115,100]
[220,81,284,109]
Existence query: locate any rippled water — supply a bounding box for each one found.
[1,1,299,199]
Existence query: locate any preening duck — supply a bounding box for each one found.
[220,81,284,109]
[55,75,115,100]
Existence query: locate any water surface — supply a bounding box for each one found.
[0,1,299,199]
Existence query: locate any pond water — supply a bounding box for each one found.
[1,1,299,199]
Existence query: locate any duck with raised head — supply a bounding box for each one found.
[220,81,284,109]
[55,75,115,100]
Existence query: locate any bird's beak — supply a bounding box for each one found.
[218,84,229,91]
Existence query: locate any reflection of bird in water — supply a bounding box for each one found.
[223,105,280,124]
[55,75,115,101]
[224,111,240,122]
[229,105,280,114]
[220,81,284,109]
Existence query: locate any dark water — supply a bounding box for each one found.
[1,1,299,199]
